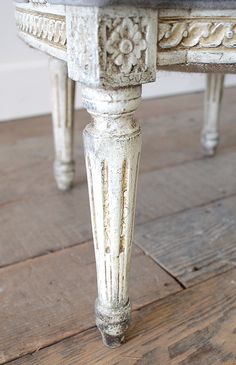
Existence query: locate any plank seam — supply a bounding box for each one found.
[2,192,236,272]
[4,266,235,365]
[136,245,186,289]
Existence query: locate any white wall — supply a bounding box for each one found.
[1,2,236,122]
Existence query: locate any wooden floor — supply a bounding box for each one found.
[1,89,236,364]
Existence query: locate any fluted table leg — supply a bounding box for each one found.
[82,85,142,348]
[201,73,225,156]
[49,57,76,190]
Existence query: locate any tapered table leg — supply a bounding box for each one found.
[49,57,76,190]
[201,73,225,156]
[82,85,142,348]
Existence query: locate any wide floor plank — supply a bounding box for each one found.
[9,268,236,365]
[137,150,236,223]
[0,185,91,267]
[135,195,236,287]
[0,242,181,364]
[1,90,236,267]
[2,148,236,268]
[1,89,236,363]
[1,88,236,201]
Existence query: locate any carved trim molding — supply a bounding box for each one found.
[29,0,48,4]
[15,8,66,48]
[15,5,236,81]
[158,19,236,50]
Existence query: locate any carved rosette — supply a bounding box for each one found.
[66,7,157,87]
[105,17,147,75]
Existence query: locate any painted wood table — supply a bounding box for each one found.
[14,0,236,348]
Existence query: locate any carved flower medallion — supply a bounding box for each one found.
[106,17,147,74]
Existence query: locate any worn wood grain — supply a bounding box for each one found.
[0,184,91,267]
[10,3,236,361]
[1,89,236,207]
[2,89,236,267]
[0,89,236,362]
[136,86,236,173]
[135,194,236,287]
[137,150,236,223]
[9,268,236,365]
[0,242,181,364]
[3,148,236,269]
[1,88,236,201]
[2,86,235,147]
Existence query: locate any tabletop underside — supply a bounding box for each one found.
[16,0,236,8]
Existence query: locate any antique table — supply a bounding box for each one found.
[14,0,234,348]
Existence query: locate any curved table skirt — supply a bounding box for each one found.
[15,2,236,77]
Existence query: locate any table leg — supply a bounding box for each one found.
[82,85,142,348]
[201,73,225,156]
[49,57,75,190]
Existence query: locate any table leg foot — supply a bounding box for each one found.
[54,160,75,191]
[96,300,131,348]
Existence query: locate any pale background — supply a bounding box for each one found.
[1,2,236,122]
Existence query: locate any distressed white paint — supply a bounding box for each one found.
[66,6,157,87]
[3,2,236,120]
[157,9,236,68]
[202,73,225,156]
[69,6,157,346]
[15,4,236,80]
[15,3,67,61]
[49,57,75,190]
[15,1,66,16]
[83,85,141,347]
[13,1,236,348]
[159,9,236,18]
